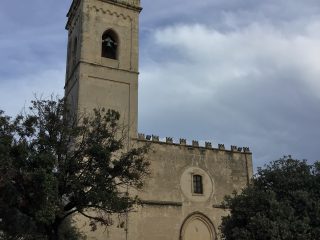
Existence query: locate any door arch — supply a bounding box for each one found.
[180,212,217,240]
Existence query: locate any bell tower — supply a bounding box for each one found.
[65,0,141,138]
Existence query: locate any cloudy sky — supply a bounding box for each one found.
[0,0,319,169]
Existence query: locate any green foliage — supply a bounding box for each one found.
[58,218,86,240]
[221,157,320,240]
[0,98,149,239]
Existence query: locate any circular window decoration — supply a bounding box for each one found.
[180,167,214,202]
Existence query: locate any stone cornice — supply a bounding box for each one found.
[66,0,142,30]
[140,200,183,207]
[64,59,139,89]
[87,4,134,21]
[99,0,142,12]
[66,0,81,30]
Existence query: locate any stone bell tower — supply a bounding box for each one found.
[65,0,141,139]
[64,2,254,240]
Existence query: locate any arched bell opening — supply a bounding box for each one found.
[101,29,119,60]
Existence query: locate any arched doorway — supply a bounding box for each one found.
[180,213,217,240]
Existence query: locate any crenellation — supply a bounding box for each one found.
[138,133,145,140]
[152,135,159,142]
[166,137,173,143]
[137,133,251,153]
[192,140,199,147]
[231,145,238,152]
[180,138,187,145]
[218,144,225,150]
[243,147,251,153]
[205,142,212,149]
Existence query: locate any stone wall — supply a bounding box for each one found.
[66,1,253,239]
[75,136,252,240]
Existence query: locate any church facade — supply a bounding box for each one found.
[65,0,253,239]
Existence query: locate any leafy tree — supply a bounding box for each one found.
[0,98,149,240]
[57,218,86,240]
[221,157,320,240]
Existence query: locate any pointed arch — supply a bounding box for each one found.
[180,212,217,240]
[101,29,119,60]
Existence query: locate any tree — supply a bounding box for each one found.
[0,98,149,240]
[221,157,320,240]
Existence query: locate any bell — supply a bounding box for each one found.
[106,41,112,47]
[105,37,113,47]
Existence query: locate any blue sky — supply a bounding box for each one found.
[1,0,320,169]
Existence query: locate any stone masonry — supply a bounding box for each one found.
[65,0,253,239]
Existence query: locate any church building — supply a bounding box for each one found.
[64,0,253,239]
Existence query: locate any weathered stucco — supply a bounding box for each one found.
[65,0,140,138]
[73,138,252,240]
[65,0,253,239]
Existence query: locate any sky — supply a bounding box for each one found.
[0,0,319,169]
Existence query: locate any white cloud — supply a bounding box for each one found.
[0,67,65,116]
[0,0,319,168]
[139,22,320,167]
[152,23,320,97]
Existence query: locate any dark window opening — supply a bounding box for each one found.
[193,175,203,194]
[102,30,118,59]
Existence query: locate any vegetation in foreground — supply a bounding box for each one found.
[0,98,149,240]
[221,157,320,240]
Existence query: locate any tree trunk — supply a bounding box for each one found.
[48,221,60,240]
[48,229,59,240]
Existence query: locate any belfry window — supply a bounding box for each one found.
[102,30,118,60]
[193,175,203,194]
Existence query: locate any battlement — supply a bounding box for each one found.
[137,133,251,153]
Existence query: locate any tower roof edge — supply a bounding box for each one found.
[66,0,142,27]
[67,0,80,18]
[103,0,141,8]
[101,0,142,11]
[66,0,81,30]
